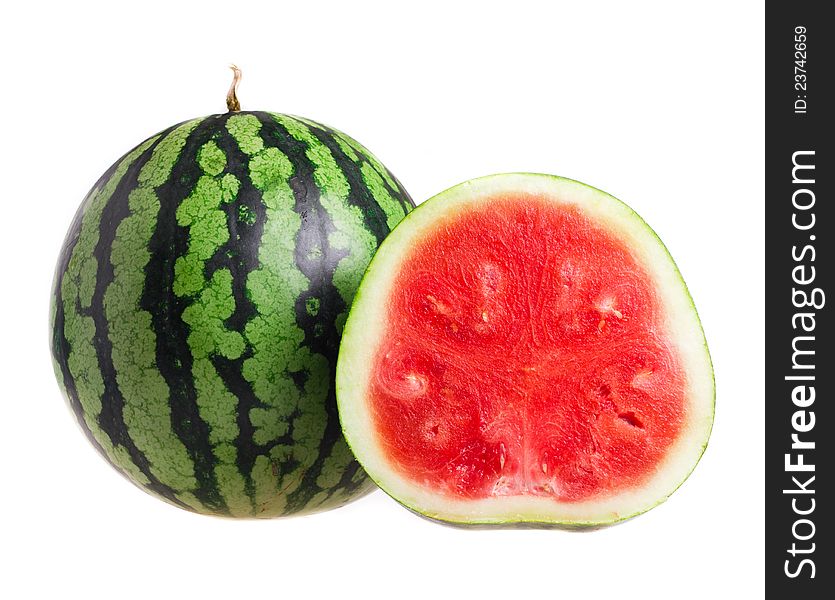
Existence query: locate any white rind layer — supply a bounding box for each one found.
[336,173,714,526]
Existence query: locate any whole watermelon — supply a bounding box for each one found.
[50,111,414,517]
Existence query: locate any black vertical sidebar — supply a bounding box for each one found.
[766,3,832,598]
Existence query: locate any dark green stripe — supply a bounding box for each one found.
[206,120,272,514]
[57,138,156,478]
[258,114,354,512]
[303,438,373,512]
[265,114,389,512]
[301,120,393,247]
[89,131,206,509]
[54,132,206,510]
[258,114,348,357]
[389,175,414,215]
[51,145,125,423]
[231,112,373,515]
[169,124,253,516]
[140,115,235,514]
[270,114,378,335]
[103,118,207,512]
[51,160,124,471]
[226,112,310,515]
[326,125,414,216]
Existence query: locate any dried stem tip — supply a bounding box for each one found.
[226,65,242,112]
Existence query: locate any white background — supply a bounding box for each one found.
[1,1,763,598]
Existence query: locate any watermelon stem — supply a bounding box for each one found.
[226,64,241,112]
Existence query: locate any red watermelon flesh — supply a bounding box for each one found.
[370,197,686,502]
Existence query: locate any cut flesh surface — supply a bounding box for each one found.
[372,198,685,503]
[337,174,714,525]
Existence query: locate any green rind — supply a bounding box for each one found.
[336,172,714,528]
[51,111,414,517]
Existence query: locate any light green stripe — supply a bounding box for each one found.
[173,142,240,297]
[315,437,354,489]
[59,137,158,487]
[309,124,406,231]
[272,114,377,332]
[104,119,206,511]
[305,438,359,511]
[306,437,365,509]
[359,161,407,231]
[227,113,331,517]
[331,133,359,162]
[332,129,400,192]
[173,138,249,516]
[50,283,68,400]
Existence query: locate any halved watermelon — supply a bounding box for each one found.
[336,174,714,526]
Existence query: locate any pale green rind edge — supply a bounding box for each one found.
[336,172,715,528]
